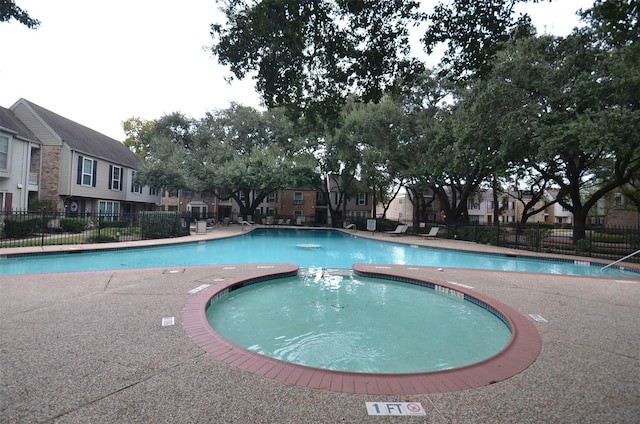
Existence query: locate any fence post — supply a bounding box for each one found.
[41,208,46,247]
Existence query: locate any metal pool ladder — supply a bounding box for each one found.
[600,249,640,272]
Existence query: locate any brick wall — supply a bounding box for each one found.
[39,145,61,206]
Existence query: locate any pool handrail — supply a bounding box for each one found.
[600,249,640,272]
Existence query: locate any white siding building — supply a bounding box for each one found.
[0,106,41,210]
[6,98,160,214]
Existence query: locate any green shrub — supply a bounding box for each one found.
[139,211,188,239]
[86,233,117,243]
[3,216,42,238]
[60,218,88,233]
[100,220,130,229]
[575,238,592,255]
[376,218,402,232]
[524,227,552,251]
[28,199,58,211]
[454,225,500,244]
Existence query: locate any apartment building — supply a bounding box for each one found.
[0,106,41,210]
[3,99,160,215]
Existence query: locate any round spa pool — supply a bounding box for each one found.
[183,263,542,394]
[206,269,511,374]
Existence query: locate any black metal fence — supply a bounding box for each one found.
[3,209,638,264]
[424,222,640,264]
[0,210,191,248]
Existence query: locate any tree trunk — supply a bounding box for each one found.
[572,208,588,242]
[492,175,500,226]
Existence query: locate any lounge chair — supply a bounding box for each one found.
[419,227,440,238]
[384,224,408,236]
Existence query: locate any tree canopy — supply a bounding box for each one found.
[128,0,639,239]
[0,0,39,28]
[210,0,425,125]
[423,0,538,81]
[132,105,320,220]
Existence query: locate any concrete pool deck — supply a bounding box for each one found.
[1,227,639,423]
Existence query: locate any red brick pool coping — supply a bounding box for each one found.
[182,263,542,395]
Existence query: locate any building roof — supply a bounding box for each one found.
[0,106,39,143]
[15,99,140,169]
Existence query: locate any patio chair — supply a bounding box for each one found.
[384,224,408,236]
[344,223,356,231]
[419,227,440,238]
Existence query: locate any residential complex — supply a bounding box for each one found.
[0,99,159,217]
[156,175,373,228]
[383,187,637,228]
[2,99,635,229]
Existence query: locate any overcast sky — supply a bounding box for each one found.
[1,0,592,141]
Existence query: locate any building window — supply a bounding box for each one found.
[130,171,142,193]
[294,210,303,218]
[614,193,623,208]
[77,156,97,187]
[109,165,123,190]
[294,191,303,205]
[267,192,277,203]
[0,136,8,171]
[149,187,157,196]
[99,200,120,221]
[358,193,367,206]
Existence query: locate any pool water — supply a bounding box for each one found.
[206,270,512,373]
[1,228,638,277]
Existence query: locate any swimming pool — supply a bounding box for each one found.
[206,269,512,373]
[1,228,638,277]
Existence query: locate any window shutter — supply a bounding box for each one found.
[77,156,83,185]
[108,165,113,189]
[120,168,123,191]
[92,160,97,187]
